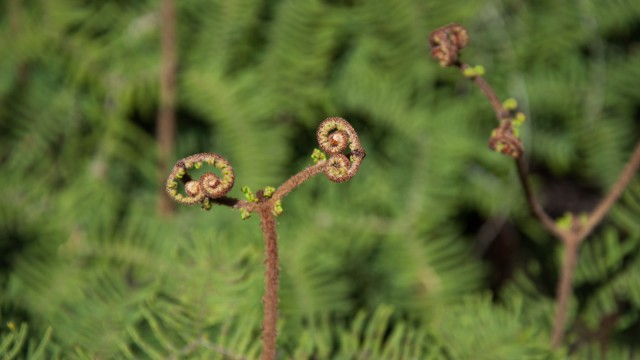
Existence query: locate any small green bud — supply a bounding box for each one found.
[194,162,202,169]
[311,148,327,163]
[503,98,518,111]
[185,161,193,169]
[167,180,178,189]
[556,212,574,231]
[463,65,485,78]
[241,186,258,202]
[473,65,485,76]
[514,112,526,124]
[176,168,186,179]
[463,67,475,78]
[273,200,283,216]
[264,186,276,198]
[241,208,251,220]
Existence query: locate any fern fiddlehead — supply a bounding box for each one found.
[317,116,366,183]
[429,23,468,67]
[165,153,235,209]
[165,117,365,360]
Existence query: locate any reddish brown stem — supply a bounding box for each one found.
[578,140,640,241]
[551,236,580,348]
[272,162,325,202]
[549,139,640,347]
[515,158,566,240]
[9,0,21,34]
[156,0,178,216]
[458,61,566,238]
[458,63,508,120]
[259,206,279,360]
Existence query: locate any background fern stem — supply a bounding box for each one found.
[156,0,178,216]
[578,140,640,240]
[551,235,580,348]
[515,158,566,239]
[458,62,508,120]
[459,60,564,238]
[259,206,279,360]
[456,58,640,349]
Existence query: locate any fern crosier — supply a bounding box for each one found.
[165,117,365,360]
[429,23,468,67]
[317,116,366,183]
[166,153,235,208]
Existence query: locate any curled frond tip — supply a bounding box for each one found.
[429,23,469,67]
[166,153,235,207]
[317,117,366,183]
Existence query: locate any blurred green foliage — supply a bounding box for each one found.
[1,0,640,358]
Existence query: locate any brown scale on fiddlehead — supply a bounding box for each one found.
[429,23,468,67]
[488,119,524,159]
[165,152,235,209]
[317,117,366,183]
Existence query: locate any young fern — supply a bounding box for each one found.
[165,117,365,360]
[429,23,640,349]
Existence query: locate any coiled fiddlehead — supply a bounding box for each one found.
[488,119,524,159]
[165,153,235,209]
[429,23,468,67]
[317,117,366,183]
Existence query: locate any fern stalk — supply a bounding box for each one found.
[429,23,640,348]
[157,0,178,216]
[258,207,278,360]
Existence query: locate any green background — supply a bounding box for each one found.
[1,0,640,358]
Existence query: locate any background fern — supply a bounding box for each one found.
[1,0,639,358]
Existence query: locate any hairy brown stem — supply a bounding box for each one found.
[272,162,325,202]
[156,0,178,216]
[551,236,580,348]
[259,206,279,360]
